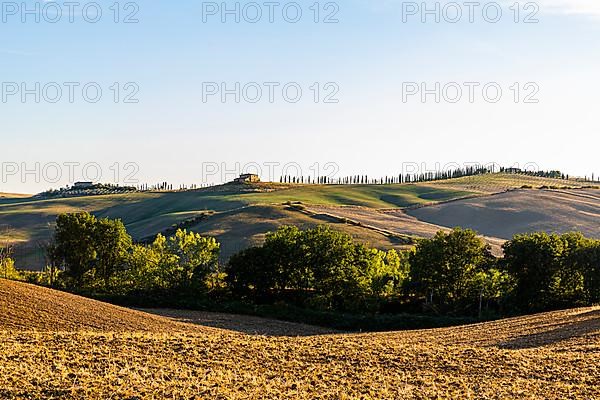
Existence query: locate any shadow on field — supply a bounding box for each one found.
[138,308,339,337]
[499,310,600,349]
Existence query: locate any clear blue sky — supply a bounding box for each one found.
[1,0,599,193]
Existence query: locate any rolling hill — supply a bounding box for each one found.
[1,279,598,399]
[2,173,599,269]
[1,181,476,269]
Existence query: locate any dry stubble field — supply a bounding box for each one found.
[1,279,599,399]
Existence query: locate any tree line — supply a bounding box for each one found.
[228,227,600,315]
[278,166,577,186]
[9,212,600,318]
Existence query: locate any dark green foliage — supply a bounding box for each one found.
[51,212,131,288]
[51,212,102,285]
[575,242,600,303]
[117,230,220,293]
[502,232,596,311]
[43,212,600,322]
[226,225,407,311]
[94,217,132,287]
[408,229,505,312]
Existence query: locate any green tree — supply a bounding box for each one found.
[409,228,492,309]
[369,249,410,297]
[502,232,565,311]
[227,246,272,296]
[123,243,160,290]
[122,230,220,293]
[0,257,20,280]
[0,230,16,280]
[226,225,408,311]
[472,268,514,317]
[566,239,600,303]
[263,225,304,291]
[155,229,220,290]
[51,212,98,285]
[94,217,132,289]
[301,226,371,310]
[556,232,588,304]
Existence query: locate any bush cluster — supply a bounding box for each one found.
[47,212,220,294]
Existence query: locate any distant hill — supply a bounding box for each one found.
[1,181,473,269]
[2,173,599,270]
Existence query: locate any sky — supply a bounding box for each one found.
[1,0,599,193]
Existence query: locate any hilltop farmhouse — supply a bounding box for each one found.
[233,174,260,184]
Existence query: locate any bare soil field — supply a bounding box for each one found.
[140,308,337,336]
[307,204,506,254]
[1,279,598,399]
[0,279,202,334]
[408,188,600,240]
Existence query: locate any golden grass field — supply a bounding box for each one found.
[1,279,598,399]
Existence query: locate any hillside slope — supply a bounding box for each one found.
[2,183,473,270]
[187,204,413,261]
[306,204,506,254]
[0,279,200,333]
[1,280,598,399]
[408,188,600,240]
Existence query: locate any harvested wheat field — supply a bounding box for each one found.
[1,279,599,399]
[408,188,600,240]
[305,205,506,255]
